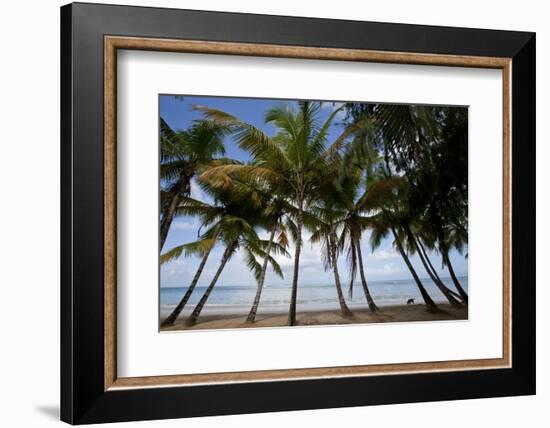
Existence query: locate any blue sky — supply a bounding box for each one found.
[160,95,468,288]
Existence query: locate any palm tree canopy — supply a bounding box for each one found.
[194,101,352,199]
[160,119,228,183]
[162,179,289,283]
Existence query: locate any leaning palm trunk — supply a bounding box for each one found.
[186,244,234,326]
[416,240,463,301]
[161,241,215,327]
[330,238,353,318]
[417,243,459,299]
[356,242,379,312]
[288,198,304,326]
[411,234,462,306]
[389,224,438,312]
[159,194,180,250]
[246,225,277,323]
[443,252,469,304]
[159,178,190,250]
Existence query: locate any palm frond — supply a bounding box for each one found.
[266,254,284,279]
[200,164,285,189]
[160,238,216,264]
[265,105,299,139]
[277,226,289,249]
[244,249,263,283]
[192,105,239,124]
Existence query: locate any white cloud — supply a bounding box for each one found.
[365,262,400,276]
[161,222,465,287]
[272,231,323,271]
[367,248,399,260]
[161,257,196,285]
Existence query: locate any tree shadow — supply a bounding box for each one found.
[35,405,59,420]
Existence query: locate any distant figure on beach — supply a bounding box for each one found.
[407,298,415,305]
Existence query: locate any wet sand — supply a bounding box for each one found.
[161,304,468,332]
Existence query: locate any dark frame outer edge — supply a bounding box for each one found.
[60,4,74,425]
[510,34,536,391]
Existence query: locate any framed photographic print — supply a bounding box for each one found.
[60,2,536,424]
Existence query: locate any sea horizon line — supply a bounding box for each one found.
[160,275,468,289]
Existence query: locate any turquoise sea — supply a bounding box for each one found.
[160,276,468,317]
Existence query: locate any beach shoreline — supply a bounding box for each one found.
[160,304,468,332]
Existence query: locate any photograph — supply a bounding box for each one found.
[159,95,469,331]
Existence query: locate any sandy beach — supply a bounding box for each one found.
[161,304,468,332]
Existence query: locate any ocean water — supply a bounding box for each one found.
[160,276,468,317]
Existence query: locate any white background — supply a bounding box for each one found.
[118,51,503,377]
[0,0,546,427]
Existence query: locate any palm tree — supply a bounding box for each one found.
[161,175,288,327]
[160,237,218,327]
[344,103,469,311]
[185,209,285,327]
[339,199,380,312]
[246,198,294,323]
[402,224,463,306]
[408,217,467,305]
[334,138,381,312]
[439,223,469,304]
[308,201,353,318]
[183,180,286,327]
[359,173,440,312]
[377,105,468,304]
[444,252,468,304]
[196,101,352,325]
[197,160,295,324]
[159,197,224,327]
[159,119,228,250]
[324,114,382,313]
[378,214,440,312]
[378,105,468,305]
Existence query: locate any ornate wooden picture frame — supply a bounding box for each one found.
[61,2,535,424]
